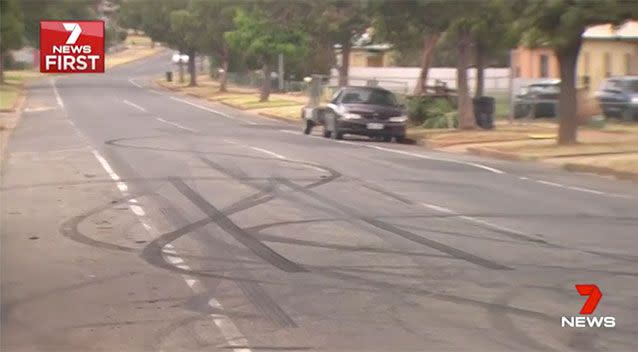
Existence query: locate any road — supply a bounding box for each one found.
[2,52,637,352]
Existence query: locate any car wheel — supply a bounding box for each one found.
[395,136,407,144]
[322,128,331,138]
[331,129,343,140]
[303,120,313,135]
[382,136,392,142]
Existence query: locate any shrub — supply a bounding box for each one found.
[406,96,455,125]
[422,111,458,129]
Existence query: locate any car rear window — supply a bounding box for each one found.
[341,88,398,106]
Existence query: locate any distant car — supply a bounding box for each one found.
[171,52,189,64]
[597,76,638,121]
[513,80,560,118]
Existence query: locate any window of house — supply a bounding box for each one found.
[604,52,611,77]
[625,53,632,75]
[539,54,549,78]
[583,52,590,75]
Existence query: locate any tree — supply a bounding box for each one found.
[438,0,522,128]
[374,0,457,95]
[189,0,238,92]
[170,9,200,86]
[521,0,638,145]
[19,0,96,48]
[0,0,24,83]
[467,0,520,97]
[446,19,476,129]
[119,0,187,81]
[225,7,308,101]
[315,1,371,86]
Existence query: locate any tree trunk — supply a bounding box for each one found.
[0,53,5,84]
[556,41,582,145]
[338,43,350,87]
[457,30,475,129]
[260,62,271,102]
[187,50,197,87]
[475,42,485,98]
[178,61,185,84]
[219,46,229,92]
[151,40,155,48]
[413,33,440,95]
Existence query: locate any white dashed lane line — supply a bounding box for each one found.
[123,99,147,113]
[91,149,252,352]
[155,117,198,132]
[169,96,258,125]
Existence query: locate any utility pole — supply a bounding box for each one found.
[278,53,284,91]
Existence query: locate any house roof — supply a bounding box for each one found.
[583,20,638,40]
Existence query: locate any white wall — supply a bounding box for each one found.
[329,67,511,93]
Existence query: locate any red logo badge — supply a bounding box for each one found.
[40,20,105,73]
[575,284,603,315]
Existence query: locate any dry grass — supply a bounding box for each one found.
[0,85,20,111]
[157,75,304,112]
[125,35,153,47]
[495,141,638,158]
[256,105,303,121]
[606,155,638,173]
[1,70,41,111]
[105,47,164,69]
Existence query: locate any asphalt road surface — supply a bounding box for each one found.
[2,52,637,352]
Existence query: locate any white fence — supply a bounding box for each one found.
[330,67,511,94]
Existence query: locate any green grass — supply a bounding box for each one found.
[0,85,19,110]
[1,70,41,111]
[489,91,511,119]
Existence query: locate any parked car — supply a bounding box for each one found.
[597,76,638,121]
[171,51,189,64]
[513,80,560,118]
[316,86,407,142]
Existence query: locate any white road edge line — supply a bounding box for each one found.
[169,96,258,125]
[280,129,623,197]
[123,99,147,113]
[90,149,252,352]
[279,129,504,174]
[421,202,527,237]
[155,117,197,132]
[250,146,286,159]
[51,78,64,108]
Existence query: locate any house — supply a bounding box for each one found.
[510,20,638,93]
[349,43,395,68]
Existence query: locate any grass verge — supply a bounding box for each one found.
[1,70,42,111]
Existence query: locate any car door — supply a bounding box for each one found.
[599,80,624,114]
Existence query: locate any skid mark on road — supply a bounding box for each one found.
[279,129,629,199]
[168,177,307,273]
[88,147,254,352]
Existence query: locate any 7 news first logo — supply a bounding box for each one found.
[561,284,616,328]
[40,20,105,73]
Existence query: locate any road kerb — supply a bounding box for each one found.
[466,146,537,161]
[563,163,638,181]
